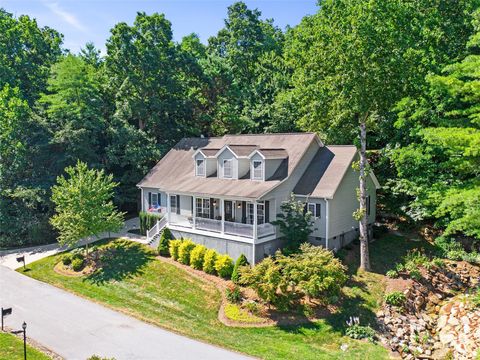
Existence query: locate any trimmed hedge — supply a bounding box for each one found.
[158,227,173,256]
[203,249,218,274]
[169,239,183,260]
[178,239,196,265]
[190,244,207,270]
[139,211,162,235]
[215,254,234,279]
[232,254,249,283]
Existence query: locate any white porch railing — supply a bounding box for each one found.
[225,221,253,238]
[146,216,167,242]
[196,217,222,233]
[258,223,276,238]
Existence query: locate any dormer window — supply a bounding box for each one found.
[196,159,205,176]
[223,159,233,178]
[252,160,263,180]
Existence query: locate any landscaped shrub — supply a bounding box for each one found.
[215,254,234,279]
[203,249,218,274]
[386,270,398,278]
[239,257,282,305]
[157,227,173,256]
[473,288,480,308]
[177,239,196,265]
[169,239,183,260]
[71,257,84,271]
[225,284,242,303]
[385,291,406,307]
[409,268,422,280]
[432,258,445,268]
[62,253,72,265]
[231,254,249,284]
[139,211,162,235]
[190,244,207,270]
[345,317,375,341]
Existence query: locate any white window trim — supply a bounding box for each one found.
[251,160,264,180]
[223,159,233,179]
[196,158,205,177]
[308,202,321,218]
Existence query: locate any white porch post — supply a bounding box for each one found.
[192,195,196,229]
[167,192,171,224]
[140,188,144,213]
[221,198,225,234]
[253,202,258,241]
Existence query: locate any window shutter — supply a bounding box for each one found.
[148,192,152,207]
[176,195,180,214]
[316,203,321,218]
[265,201,270,223]
[242,201,246,223]
[303,203,307,215]
[158,193,161,206]
[210,198,215,219]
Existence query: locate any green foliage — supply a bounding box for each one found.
[240,257,281,305]
[158,227,173,256]
[272,194,313,252]
[409,268,422,281]
[61,254,72,265]
[225,284,242,303]
[86,356,116,360]
[384,291,406,307]
[345,317,376,341]
[139,212,162,236]
[231,254,249,283]
[386,270,398,279]
[168,239,183,261]
[71,258,85,272]
[190,244,207,270]
[202,249,218,274]
[472,288,480,308]
[177,239,196,265]
[215,254,234,279]
[50,161,125,255]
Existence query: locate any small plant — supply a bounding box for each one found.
[409,268,422,281]
[472,288,480,308]
[345,317,376,341]
[157,227,173,256]
[178,239,196,265]
[71,257,84,271]
[215,254,234,279]
[190,244,207,270]
[225,284,242,303]
[203,249,218,274]
[62,253,72,265]
[386,269,398,278]
[244,301,260,315]
[395,263,405,272]
[168,239,183,260]
[385,291,406,307]
[231,254,249,283]
[404,249,429,266]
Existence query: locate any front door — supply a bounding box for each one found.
[224,200,233,222]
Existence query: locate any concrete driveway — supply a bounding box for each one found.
[0,266,251,360]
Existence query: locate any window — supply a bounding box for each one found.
[308,203,321,218]
[148,192,160,209]
[366,195,371,216]
[196,159,205,176]
[252,160,263,180]
[223,159,233,178]
[170,195,178,214]
[246,202,264,224]
[196,198,210,218]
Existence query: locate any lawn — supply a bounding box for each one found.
[21,238,389,360]
[0,332,51,360]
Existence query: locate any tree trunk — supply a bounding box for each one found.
[359,117,371,271]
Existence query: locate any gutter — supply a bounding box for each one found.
[324,198,330,250]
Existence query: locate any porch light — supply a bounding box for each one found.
[237,203,241,209]
[212,201,217,206]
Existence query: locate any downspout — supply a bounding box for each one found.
[325,198,330,250]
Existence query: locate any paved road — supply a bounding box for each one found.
[0,266,250,360]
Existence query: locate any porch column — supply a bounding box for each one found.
[221,198,225,234]
[140,188,144,213]
[192,195,196,229]
[253,202,258,242]
[167,192,171,224]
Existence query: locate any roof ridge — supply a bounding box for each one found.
[223,132,316,137]
[326,145,357,147]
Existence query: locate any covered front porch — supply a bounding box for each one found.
[164,194,276,241]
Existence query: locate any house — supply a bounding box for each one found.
[137,133,380,264]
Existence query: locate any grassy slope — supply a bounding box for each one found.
[0,332,51,360]
[22,239,388,360]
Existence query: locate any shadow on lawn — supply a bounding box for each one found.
[85,240,155,285]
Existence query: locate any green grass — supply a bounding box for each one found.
[21,238,388,360]
[0,332,51,360]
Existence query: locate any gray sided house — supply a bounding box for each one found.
[137,133,380,264]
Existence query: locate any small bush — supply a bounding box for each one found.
[157,227,173,256]
[139,211,162,235]
[346,324,376,341]
[203,249,218,274]
[432,258,445,268]
[231,254,249,283]
[244,301,260,315]
[395,263,405,272]
[215,254,234,279]
[409,268,422,280]
[62,254,72,265]
[386,270,398,278]
[178,239,196,265]
[169,239,183,260]
[404,249,429,266]
[385,291,406,307]
[190,244,207,270]
[225,284,242,303]
[71,258,84,271]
